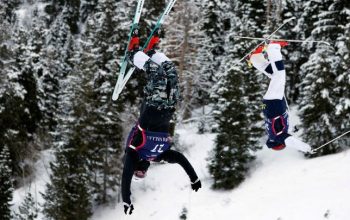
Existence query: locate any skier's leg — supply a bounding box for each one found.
[264,112,290,150]
[263,43,286,100]
[264,111,311,153]
[156,149,199,183]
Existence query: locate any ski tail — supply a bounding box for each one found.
[112,0,177,101]
[113,0,145,101]
[143,0,177,50]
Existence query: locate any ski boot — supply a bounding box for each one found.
[127,27,141,64]
[144,28,160,57]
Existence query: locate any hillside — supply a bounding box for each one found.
[91,123,350,220]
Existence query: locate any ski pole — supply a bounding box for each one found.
[233,36,331,46]
[238,17,296,62]
[312,130,350,153]
[215,17,295,81]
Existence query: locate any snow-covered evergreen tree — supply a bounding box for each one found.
[0,146,14,220]
[163,0,207,120]
[140,0,166,38]
[14,192,39,220]
[209,67,255,189]
[0,0,20,23]
[42,146,92,220]
[72,0,125,204]
[209,0,265,189]
[277,0,302,103]
[328,0,350,149]
[197,0,230,102]
[298,0,349,154]
[0,19,42,179]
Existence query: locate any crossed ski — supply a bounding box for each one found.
[112,0,177,101]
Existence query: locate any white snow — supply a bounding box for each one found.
[91,110,350,220]
[15,1,49,28]
[13,108,350,220]
[12,149,54,219]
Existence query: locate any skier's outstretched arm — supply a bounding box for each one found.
[158,149,201,191]
[121,148,138,214]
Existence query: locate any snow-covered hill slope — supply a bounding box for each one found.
[92,124,350,220]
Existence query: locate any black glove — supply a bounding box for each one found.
[123,202,134,215]
[191,179,201,192]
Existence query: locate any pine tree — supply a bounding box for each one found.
[197,0,231,101]
[209,0,266,189]
[14,192,39,220]
[209,68,255,189]
[328,0,350,148]
[0,146,14,220]
[298,0,349,154]
[277,0,302,103]
[71,0,125,204]
[163,0,207,120]
[0,22,42,179]
[42,145,92,220]
[230,0,265,150]
[0,0,21,23]
[40,2,94,218]
[39,2,78,136]
[299,47,338,154]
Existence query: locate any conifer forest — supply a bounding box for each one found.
[0,0,349,219]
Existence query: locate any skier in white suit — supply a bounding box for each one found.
[249,41,312,153]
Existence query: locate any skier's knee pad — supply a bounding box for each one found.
[265,64,273,74]
[264,112,290,144]
[275,60,284,71]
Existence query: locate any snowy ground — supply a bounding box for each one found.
[91,122,350,220]
[13,107,350,220]
[12,149,54,219]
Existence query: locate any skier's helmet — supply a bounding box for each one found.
[133,160,150,181]
[134,170,147,180]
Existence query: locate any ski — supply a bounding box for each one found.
[112,0,177,101]
[238,17,295,63]
[112,0,145,101]
[215,17,295,81]
[233,36,330,46]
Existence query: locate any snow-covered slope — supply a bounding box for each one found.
[91,124,350,220]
